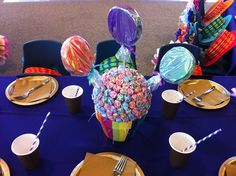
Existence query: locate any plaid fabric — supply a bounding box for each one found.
[205,2,225,20]
[24,67,62,76]
[99,56,135,75]
[96,111,145,142]
[96,111,132,142]
[206,30,235,60]
[202,16,225,38]
[203,0,233,24]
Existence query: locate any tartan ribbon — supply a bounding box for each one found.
[201,16,225,38]
[99,56,135,74]
[24,67,62,76]
[205,2,225,20]
[206,30,235,60]
[203,0,233,24]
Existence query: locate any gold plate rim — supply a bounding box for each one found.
[70,152,145,176]
[0,158,10,176]
[178,79,230,110]
[5,76,59,106]
[218,156,236,176]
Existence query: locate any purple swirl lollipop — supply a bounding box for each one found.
[108,5,142,47]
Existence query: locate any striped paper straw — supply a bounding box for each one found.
[75,87,80,97]
[182,129,222,152]
[29,112,51,151]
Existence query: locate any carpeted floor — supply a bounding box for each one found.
[0,1,187,76]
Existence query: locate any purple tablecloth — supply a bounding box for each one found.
[0,75,236,176]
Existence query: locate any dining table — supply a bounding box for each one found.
[0,75,236,176]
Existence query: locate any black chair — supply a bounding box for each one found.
[22,40,70,75]
[95,40,137,69]
[154,43,202,72]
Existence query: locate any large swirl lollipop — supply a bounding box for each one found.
[0,35,9,66]
[108,5,142,65]
[159,47,196,84]
[61,35,94,76]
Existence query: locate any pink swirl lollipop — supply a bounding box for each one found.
[61,35,94,76]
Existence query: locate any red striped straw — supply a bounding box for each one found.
[29,112,51,151]
[182,129,222,152]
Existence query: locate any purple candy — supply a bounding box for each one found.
[108,5,142,47]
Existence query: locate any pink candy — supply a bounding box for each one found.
[107,82,114,89]
[104,103,111,110]
[116,79,124,86]
[97,93,103,99]
[127,88,134,95]
[132,94,137,101]
[113,86,121,93]
[114,100,121,108]
[129,101,136,109]
[110,91,117,99]
[107,110,113,116]
[98,101,104,107]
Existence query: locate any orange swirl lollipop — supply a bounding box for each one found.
[61,35,94,76]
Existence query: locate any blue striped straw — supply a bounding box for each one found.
[182,128,222,152]
[75,87,80,97]
[29,112,51,151]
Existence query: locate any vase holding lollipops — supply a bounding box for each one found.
[92,67,161,142]
[89,5,161,142]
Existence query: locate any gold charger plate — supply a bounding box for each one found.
[5,76,59,106]
[178,79,230,110]
[0,158,10,176]
[218,156,236,176]
[70,152,145,176]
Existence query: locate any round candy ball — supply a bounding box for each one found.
[92,67,152,122]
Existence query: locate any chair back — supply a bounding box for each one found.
[95,40,137,69]
[22,40,69,75]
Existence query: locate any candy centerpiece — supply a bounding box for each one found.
[93,67,152,122]
[61,6,161,142]
[91,67,161,142]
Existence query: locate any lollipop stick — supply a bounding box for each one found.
[29,112,51,151]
